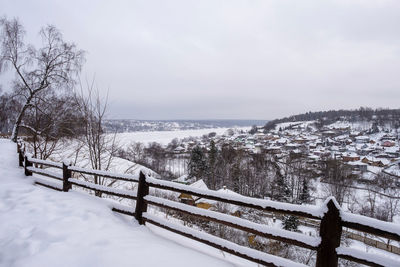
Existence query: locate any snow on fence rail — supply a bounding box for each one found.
[341,211,400,242]
[68,178,138,200]
[16,143,400,267]
[69,165,139,182]
[144,195,321,250]
[143,212,307,267]
[33,176,63,191]
[145,176,324,220]
[336,247,400,267]
[26,166,63,181]
[27,156,63,169]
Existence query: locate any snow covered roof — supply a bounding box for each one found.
[195,186,241,213]
[189,179,209,190]
[347,160,367,166]
[174,146,185,152]
[217,186,241,196]
[173,174,189,183]
[385,146,399,153]
[355,136,370,141]
[343,152,359,158]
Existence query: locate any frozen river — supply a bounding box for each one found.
[111,127,250,147]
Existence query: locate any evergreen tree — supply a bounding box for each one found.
[282,215,299,232]
[188,145,207,180]
[249,125,258,135]
[272,164,300,232]
[370,121,379,134]
[207,140,218,189]
[231,161,241,193]
[272,173,290,202]
[298,177,311,204]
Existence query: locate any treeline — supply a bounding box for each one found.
[120,138,314,204]
[103,119,267,133]
[264,107,400,131]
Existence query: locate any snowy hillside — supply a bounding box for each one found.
[0,139,246,267]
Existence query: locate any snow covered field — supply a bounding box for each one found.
[112,127,250,147]
[0,139,242,267]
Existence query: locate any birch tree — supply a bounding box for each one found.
[0,17,84,142]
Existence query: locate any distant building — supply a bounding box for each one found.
[355,136,370,144]
[382,141,395,147]
[342,153,360,162]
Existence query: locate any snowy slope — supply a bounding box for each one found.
[0,139,237,267]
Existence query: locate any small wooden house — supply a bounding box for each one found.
[178,179,208,206]
[342,153,360,162]
[382,141,395,147]
[195,186,242,217]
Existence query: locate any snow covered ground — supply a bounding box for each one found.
[0,139,245,267]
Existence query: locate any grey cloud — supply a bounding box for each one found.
[2,0,400,120]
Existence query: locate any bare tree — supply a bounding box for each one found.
[22,92,84,160]
[322,158,353,206]
[75,80,119,195]
[127,142,145,163]
[0,90,21,134]
[360,184,378,218]
[0,17,84,142]
[376,172,400,222]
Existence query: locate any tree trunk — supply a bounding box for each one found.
[11,96,33,143]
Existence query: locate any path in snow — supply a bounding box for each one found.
[0,139,235,267]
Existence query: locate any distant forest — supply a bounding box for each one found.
[264,107,400,131]
[103,119,268,133]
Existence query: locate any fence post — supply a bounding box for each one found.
[62,161,72,192]
[18,150,24,167]
[316,198,342,267]
[135,171,149,225]
[24,155,32,176]
[17,139,24,152]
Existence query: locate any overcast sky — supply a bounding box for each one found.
[2,0,400,120]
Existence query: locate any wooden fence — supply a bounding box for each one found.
[16,141,400,267]
[254,210,400,256]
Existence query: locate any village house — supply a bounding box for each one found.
[265,145,282,154]
[342,153,360,162]
[355,136,370,144]
[195,186,242,217]
[361,157,390,167]
[382,140,396,147]
[254,143,263,154]
[173,145,186,153]
[178,179,208,205]
[347,161,368,173]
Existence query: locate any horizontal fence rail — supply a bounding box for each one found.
[68,178,138,200]
[336,247,399,267]
[341,212,400,242]
[69,165,139,182]
[110,203,136,217]
[143,212,307,267]
[33,176,63,191]
[28,156,63,169]
[146,177,323,220]
[27,166,63,181]
[144,195,320,250]
[15,142,400,267]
